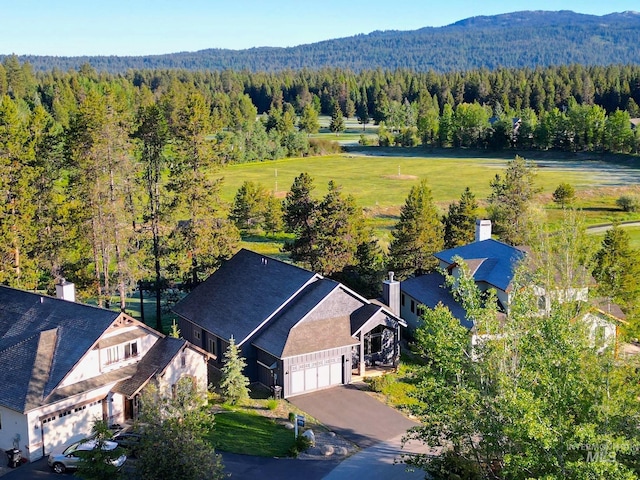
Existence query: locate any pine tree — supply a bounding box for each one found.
[487,155,539,246]
[220,336,250,405]
[593,226,640,334]
[329,103,345,135]
[443,187,479,249]
[388,180,443,280]
[297,104,320,135]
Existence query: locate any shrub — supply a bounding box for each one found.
[288,434,313,457]
[616,195,640,212]
[365,373,396,393]
[266,397,278,410]
[308,138,342,155]
[288,412,296,423]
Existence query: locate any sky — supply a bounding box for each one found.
[1,0,639,57]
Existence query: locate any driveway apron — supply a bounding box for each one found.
[288,384,419,449]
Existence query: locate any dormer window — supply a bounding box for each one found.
[102,340,139,367]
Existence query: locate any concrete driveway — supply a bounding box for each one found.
[289,384,419,449]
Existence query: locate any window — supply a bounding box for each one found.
[124,341,138,359]
[181,354,186,368]
[208,338,217,356]
[105,346,119,365]
[194,329,201,340]
[401,294,405,307]
[410,300,415,314]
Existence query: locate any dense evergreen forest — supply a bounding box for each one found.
[2,55,640,314]
[4,11,640,73]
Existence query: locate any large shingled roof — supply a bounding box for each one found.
[401,272,472,329]
[0,286,119,412]
[434,239,526,292]
[172,249,318,344]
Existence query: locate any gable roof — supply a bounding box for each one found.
[401,272,472,328]
[434,239,526,292]
[0,286,120,412]
[173,249,318,344]
[113,337,187,398]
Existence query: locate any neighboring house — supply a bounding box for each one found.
[0,283,209,461]
[172,249,406,398]
[400,220,624,346]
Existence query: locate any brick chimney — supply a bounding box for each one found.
[55,278,76,302]
[382,271,400,316]
[475,219,492,242]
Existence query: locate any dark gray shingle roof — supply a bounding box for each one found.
[251,279,340,357]
[434,239,526,292]
[172,249,317,343]
[113,337,186,398]
[401,273,472,329]
[0,286,119,412]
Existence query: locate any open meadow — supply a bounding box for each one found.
[219,150,640,248]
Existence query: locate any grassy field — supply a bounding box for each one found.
[220,150,640,250]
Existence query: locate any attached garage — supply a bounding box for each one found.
[40,398,105,455]
[285,348,352,397]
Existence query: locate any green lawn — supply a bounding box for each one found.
[221,152,640,252]
[207,408,295,457]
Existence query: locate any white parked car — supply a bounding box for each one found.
[47,439,126,474]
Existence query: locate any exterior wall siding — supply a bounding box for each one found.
[0,406,28,461]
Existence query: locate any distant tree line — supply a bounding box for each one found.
[2,55,640,320]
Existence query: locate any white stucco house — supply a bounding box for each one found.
[0,283,209,461]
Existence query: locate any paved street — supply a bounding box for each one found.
[289,384,419,448]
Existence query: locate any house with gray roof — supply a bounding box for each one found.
[173,249,406,398]
[0,284,209,461]
[400,220,625,349]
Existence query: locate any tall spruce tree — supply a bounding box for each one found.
[220,336,250,405]
[487,155,539,246]
[443,187,479,249]
[388,179,443,280]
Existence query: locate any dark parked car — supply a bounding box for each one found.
[112,432,143,457]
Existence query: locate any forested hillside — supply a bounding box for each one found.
[1,55,640,309]
[4,11,640,73]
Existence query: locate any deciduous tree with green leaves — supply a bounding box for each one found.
[406,254,640,480]
[137,377,225,480]
[552,182,576,208]
[75,419,124,480]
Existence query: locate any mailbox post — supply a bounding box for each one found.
[294,414,305,438]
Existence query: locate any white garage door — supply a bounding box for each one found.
[289,357,344,395]
[42,400,104,455]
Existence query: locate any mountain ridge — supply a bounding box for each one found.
[4,10,640,73]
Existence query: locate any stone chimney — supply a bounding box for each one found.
[55,278,76,302]
[382,271,400,316]
[475,219,492,242]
